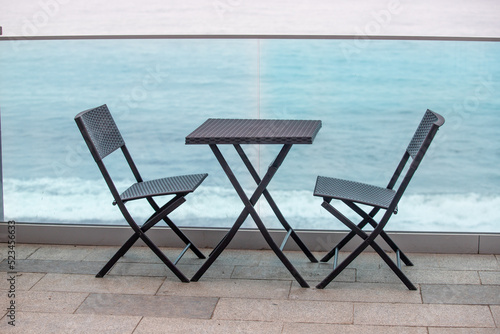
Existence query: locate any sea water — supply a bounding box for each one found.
[0,38,499,232]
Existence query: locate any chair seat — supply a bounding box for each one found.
[118,173,208,203]
[313,176,395,209]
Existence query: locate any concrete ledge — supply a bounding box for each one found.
[479,235,500,254]
[1,223,499,254]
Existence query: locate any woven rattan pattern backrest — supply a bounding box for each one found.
[406,110,439,159]
[77,105,125,160]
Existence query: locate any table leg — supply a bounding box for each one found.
[234,144,318,263]
[192,143,309,287]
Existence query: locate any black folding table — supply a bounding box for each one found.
[186,118,321,287]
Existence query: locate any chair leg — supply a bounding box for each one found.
[320,204,380,262]
[97,230,190,282]
[318,201,417,290]
[162,216,206,260]
[97,197,192,281]
[320,228,365,262]
[147,196,206,260]
[378,230,413,266]
[96,232,141,277]
[139,233,190,282]
[370,241,417,290]
[345,201,413,267]
[191,213,245,282]
[317,239,369,289]
[317,236,416,290]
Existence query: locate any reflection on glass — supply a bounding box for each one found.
[0,38,499,232]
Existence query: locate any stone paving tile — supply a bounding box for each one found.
[480,271,500,285]
[108,261,234,279]
[329,252,441,270]
[76,293,218,319]
[259,259,333,273]
[31,273,165,295]
[7,291,89,313]
[178,263,235,279]
[0,243,41,260]
[315,252,437,270]
[357,268,481,285]
[82,246,171,263]
[342,252,390,270]
[428,328,500,334]
[213,298,353,324]
[85,246,209,265]
[27,245,97,261]
[0,243,11,261]
[491,305,500,327]
[282,322,428,334]
[0,273,45,291]
[257,250,326,267]
[88,247,264,266]
[397,253,441,268]
[232,264,355,282]
[354,303,495,327]
[158,278,292,299]
[261,251,395,270]
[80,245,119,262]
[434,254,500,271]
[0,312,140,333]
[0,259,105,275]
[289,282,422,304]
[134,318,284,334]
[397,253,500,271]
[1,244,499,333]
[320,252,451,272]
[422,284,500,305]
[107,262,173,277]
[194,249,266,267]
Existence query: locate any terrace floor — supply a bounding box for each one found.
[0,243,499,333]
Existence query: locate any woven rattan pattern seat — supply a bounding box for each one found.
[119,174,207,203]
[314,176,396,209]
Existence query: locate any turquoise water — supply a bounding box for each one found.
[1,38,499,231]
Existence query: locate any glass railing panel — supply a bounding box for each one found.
[1,37,499,232]
[258,39,500,232]
[0,38,260,226]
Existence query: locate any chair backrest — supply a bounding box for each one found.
[366,109,445,237]
[406,109,445,160]
[386,109,445,212]
[75,104,144,210]
[74,104,125,162]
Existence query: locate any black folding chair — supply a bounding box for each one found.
[75,104,208,282]
[313,109,445,290]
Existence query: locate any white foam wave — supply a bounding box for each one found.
[4,178,500,232]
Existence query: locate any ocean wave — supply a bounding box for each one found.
[3,178,499,232]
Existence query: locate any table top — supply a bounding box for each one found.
[186,119,322,145]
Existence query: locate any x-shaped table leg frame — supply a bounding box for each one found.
[191,143,313,287]
[316,199,416,290]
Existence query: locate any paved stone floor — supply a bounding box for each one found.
[0,243,499,333]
